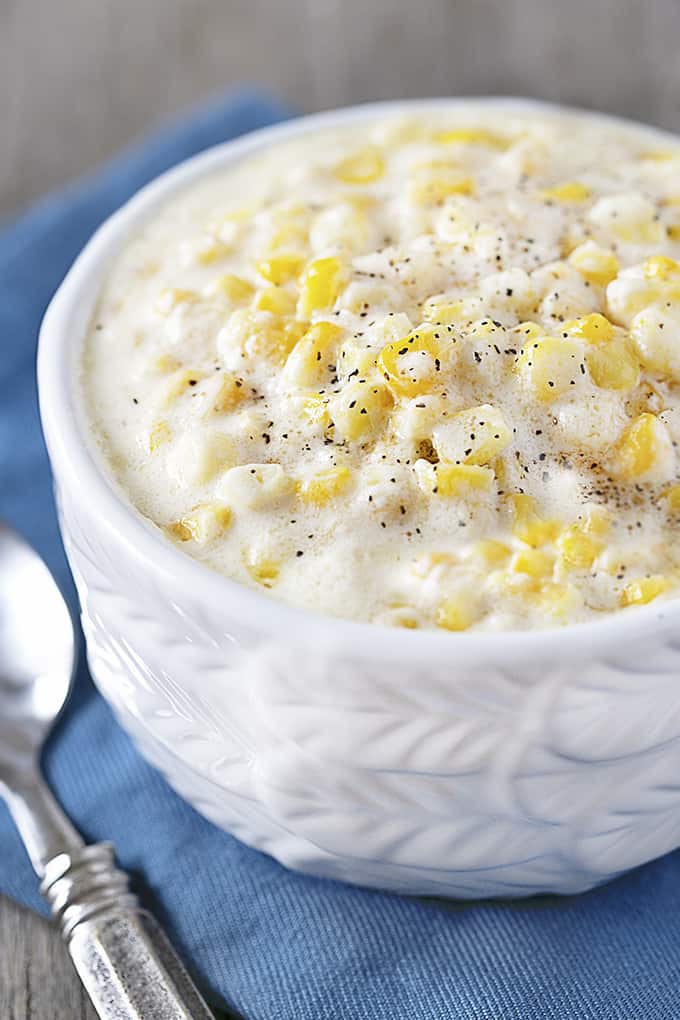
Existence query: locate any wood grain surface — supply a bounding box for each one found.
[2,0,680,1014]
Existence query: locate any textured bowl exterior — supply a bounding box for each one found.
[39,99,680,898]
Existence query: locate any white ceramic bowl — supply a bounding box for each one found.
[38,99,680,898]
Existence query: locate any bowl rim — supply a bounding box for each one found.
[37,95,680,664]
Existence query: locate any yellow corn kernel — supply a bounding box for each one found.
[621,575,673,607]
[193,239,231,265]
[209,274,255,303]
[335,147,385,184]
[283,322,344,387]
[511,321,545,342]
[256,253,305,285]
[415,461,494,497]
[337,339,379,378]
[557,525,603,570]
[540,582,583,621]
[409,169,475,205]
[631,305,680,379]
[435,127,509,148]
[668,224,680,242]
[510,494,561,547]
[611,412,669,481]
[510,547,554,580]
[299,466,351,505]
[297,257,343,318]
[643,256,680,280]
[245,551,280,588]
[436,595,476,632]
[252,286,297,316]
[568,241,619,287]
[378,327,442,397]
[208,374,247,415]
[515,336,583,402]
[155,288,197,315]
[432,404,511,466]
[149,420,171,452]
[580,507,612,537]
[302,393,332,430]
[168,503,232,545]
[468,539,511,566]
[661,484,680,512]
[563,313,615,344]
[586,336,640,391]
[540,181,592,203]
[641,149,680,162]
[422,299,471,325]
[331,380,393,441]
[160,368,203,408]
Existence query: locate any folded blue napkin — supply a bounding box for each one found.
[2,88,679,1020]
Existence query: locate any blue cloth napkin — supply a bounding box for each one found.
[1,89,679,1020]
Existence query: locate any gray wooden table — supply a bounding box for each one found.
[2,0,680,1014]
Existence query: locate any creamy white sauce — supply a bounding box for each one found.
[83,105,680,631]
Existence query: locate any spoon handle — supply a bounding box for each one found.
[41,843,214,1020]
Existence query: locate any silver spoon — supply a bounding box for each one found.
[0,521,215,1020]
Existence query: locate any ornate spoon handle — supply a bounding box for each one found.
[41,843,214,1020]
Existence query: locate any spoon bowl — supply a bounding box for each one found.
[0,523,75,785]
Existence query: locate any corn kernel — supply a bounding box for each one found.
[409,168,475,205]
[245,551,280,588]
[557,525,603,570]
[338,339,379,379]
[216,463,294,510]
[621,575,673,606]
[516,336,583,402]
[299,466,352,505]
[422,299,469,325]
[256,254,305,285]
[631,305,680,380]
[643,256,680,280]
[252,286,297,316]
[586,336,640,391]
[297,257,343,317]
[510,547,554,579]
[302,393,332,430]
[411,551,458,578]
[468,539,511,566]
[436,595,476,632]
[510,494,561,547]
[208,374,247,415]
[563,313,615,344]
[611,412,673,481]
[511,321,544,342]
[432,404,511,466]
[335,147,385,184]
[283,321,344,388]
[660,484,680,512]
[159,368,203,408]
[209,274,255,303]
[378,327,443,397]
[415,461,494,497]
[168,503,232,545]
[331,380,393,441]
[540,181,592,203]
[568,241,619,287]
[540,582,583,621]
[435,127,509,148]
